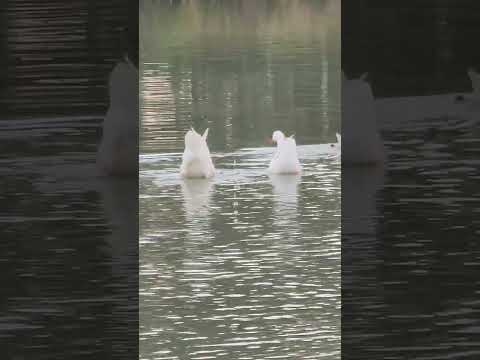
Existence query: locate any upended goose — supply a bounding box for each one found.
[268,130,302,174]
[467,68,480,99]
[330,133,341,150]
[180,128,215,178]
[342,71,384,165]
[97,55,139,176]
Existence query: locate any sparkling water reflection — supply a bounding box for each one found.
[139,0,340,154]
[140,145,340,359]
[140,1,340,358]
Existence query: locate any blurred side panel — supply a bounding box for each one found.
[0,0,139,358]
[342,1,480,359]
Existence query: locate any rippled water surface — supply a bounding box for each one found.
[1,116,137,357]
[140,145,340,359]
[1,1,137,357]
[343,95,480,359]
[140,1,341,359]
[341,1,480,358]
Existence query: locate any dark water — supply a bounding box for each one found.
[343,100,480,359]
[1,1,138,358]
[0,0,138,118]
[343,0,480,97]
[1,117,138,358]
[140,1,341,359]
[342,1,480,358]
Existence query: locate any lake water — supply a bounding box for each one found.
[139,1,341,359]
[342,1,480,357]
[343,95,480,359]
[0,116,138,358]
[1,2,138,357]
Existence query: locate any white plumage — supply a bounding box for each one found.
[342,72,384,165]
[180,128,215,178]
[268,130,302,175]
[97,55,139,176]
[468,68,480,97]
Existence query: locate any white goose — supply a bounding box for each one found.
[342,71,384,165]
[268,130,302,174]
[180,128,215,178]
[467,68,480,97]
[97,55,138,176]
[330,132,341,149]
[329,132,341,158]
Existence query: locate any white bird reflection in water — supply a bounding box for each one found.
[140,147,340,359]
[99,177,138,274]
[41,165,138,280]
[181,178,214,220]
[179,178,215,294]
[269,174,301,230]
[343,165,385,236]
[342,164,385,318]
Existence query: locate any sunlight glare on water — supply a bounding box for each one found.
[139,1,341,359]
[140,145,340,359]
